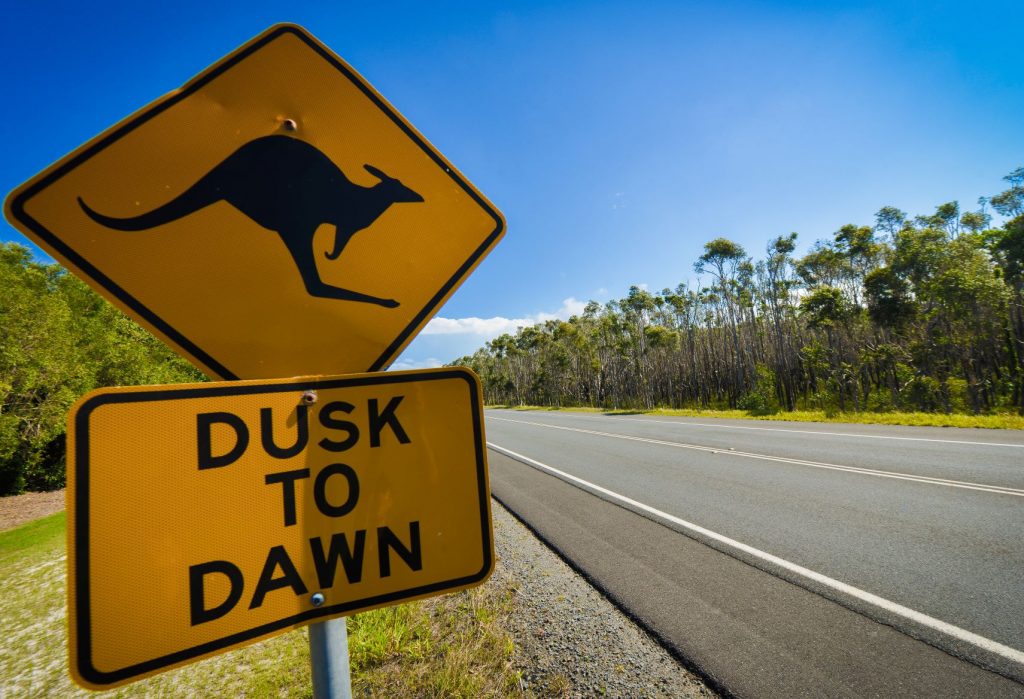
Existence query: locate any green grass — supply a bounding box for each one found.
[489,404,1024,429]
[0,513,526,698]
[0,511,65,564]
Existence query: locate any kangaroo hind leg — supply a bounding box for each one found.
[280,229,399,308]
[305,278,400,308]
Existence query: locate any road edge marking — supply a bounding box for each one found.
[487,441,1024,668]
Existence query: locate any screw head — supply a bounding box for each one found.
[283,118,298,131]
[311,592,325,607]
[301,390,318,405]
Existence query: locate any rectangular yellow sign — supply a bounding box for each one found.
[67,368,492,689]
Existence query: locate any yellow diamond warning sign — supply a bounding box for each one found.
[67,368,492,689]
[5,24,504,379]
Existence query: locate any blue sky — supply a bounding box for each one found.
[3,1,1022,370]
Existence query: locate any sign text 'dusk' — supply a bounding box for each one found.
[67,368,492,689]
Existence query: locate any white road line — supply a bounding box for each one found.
[488,409,1024,448]
[487,441,1024,667]
[488,416,1024,497]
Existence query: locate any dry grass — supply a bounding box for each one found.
[0,513,527,698]
[350,583,522,697]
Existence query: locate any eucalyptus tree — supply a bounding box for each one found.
[456,165,1023,415]
[694,238,750,401]
[874,206,908,241]
[757,233,800,409]
[990,167,1024,218]
[916,202,962,238]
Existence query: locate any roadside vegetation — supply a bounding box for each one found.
[0,244,204,495]
[461,168,1024,424]
[0,243,528,695]
[4,168,1021,496]
[491,404,1024,430]
[0,512,524,698]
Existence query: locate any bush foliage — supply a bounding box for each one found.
[0,244,204,494]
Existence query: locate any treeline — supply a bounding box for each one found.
[0,244,204,494]
[457,168,1024,416]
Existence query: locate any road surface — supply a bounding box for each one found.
[485,409,1024,697]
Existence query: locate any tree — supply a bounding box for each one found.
[864,267,914,330]
[990,167,1024,217]
[695,238,750,401]
[916,201,961,237]
[796,243,850,289]
[0,243,204,494]
[458,166,1023,417]
[874,206,907,240]
[758,233,799,409]
[960,209,991,234]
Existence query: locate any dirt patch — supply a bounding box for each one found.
[0,490,66,531]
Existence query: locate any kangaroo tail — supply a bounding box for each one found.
[78,177,221,231]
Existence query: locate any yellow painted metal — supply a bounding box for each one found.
[66,368,492,689]
[5,24,504,380]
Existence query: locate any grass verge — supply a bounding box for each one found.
[489,405,1024,430]
[0,514,524,698]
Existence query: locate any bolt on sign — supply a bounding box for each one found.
[4,23,504,380]
[66,368,492,689]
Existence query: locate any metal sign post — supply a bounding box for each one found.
[301,397,355,699]
[309,617,353,699]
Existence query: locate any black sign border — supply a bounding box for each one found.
[71,368,491,687]
[7,24,505,380]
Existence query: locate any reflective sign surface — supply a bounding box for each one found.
[6,24,504,379]
[67,368,492,688]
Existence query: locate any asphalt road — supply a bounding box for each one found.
[485,409,1024,697]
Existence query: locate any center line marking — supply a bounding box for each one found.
[487,441,1024,667]
[488,416,1024,497]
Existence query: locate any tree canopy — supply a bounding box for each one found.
[457,167,1024,419]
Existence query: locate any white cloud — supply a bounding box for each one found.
[389,357,445,371]
[422,297,587,339]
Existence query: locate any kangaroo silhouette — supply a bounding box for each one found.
[77,135,424,308]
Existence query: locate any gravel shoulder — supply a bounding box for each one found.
[492,499,714,698]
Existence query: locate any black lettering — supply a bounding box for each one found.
[310,530,367,588]
[260,405,309,459]
[377,521,422,577]
[369,396,411,448]
[318,401,359,452]
[189,560,243,625]
[313,463,359,518]
[197,412,249,470]
[265,468,311,526]
[249,545,308,609]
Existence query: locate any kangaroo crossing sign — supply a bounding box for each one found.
[4,24,504,379]
[67,368,492,689]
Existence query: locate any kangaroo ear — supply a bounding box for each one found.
[363,164,389,181]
